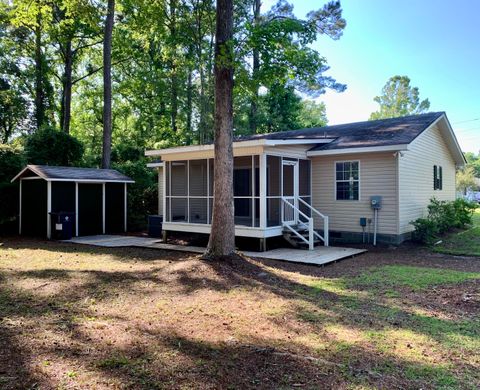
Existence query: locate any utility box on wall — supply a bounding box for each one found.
[370,196,382,209]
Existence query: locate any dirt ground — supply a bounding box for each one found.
[0,238,479,389]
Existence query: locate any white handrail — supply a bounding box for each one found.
[281,197,329,249]
[281,197,311,221]
[297,197,329,247]
[298,197,326,219]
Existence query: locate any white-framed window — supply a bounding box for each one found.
[335,161,359,200]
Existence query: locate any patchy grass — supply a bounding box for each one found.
[353,264,480,291]
[434,208,480,256]
[0,238,479,389]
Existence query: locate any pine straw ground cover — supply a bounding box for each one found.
[0,239,479,390]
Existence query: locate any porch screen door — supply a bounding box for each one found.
[282,160,298,225]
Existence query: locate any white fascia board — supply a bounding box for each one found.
[408,113,466,167]
[146,162,164,168]
[146,143,215,156]
[47,179,135,184]
[307,144,410,157]
[145,138,335,157]
[11,165,45,182]
[439,114,467,166]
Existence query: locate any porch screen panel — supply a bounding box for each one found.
[189,160,208,223]
[267,156,281,227]
[299,159,312,221]
[171,198,187,222]
[171,161,187,196]
[189,160,207,196]
[234,156,253,226]
[167,161,188,223]
[165,161,170,196]
[254,155,260,227]
[165,156,261,227]
[189,198,207,224]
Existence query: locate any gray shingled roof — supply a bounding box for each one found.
[236,112,444,151]
[15,165,134,182]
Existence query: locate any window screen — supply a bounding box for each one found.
[336,161,359,200]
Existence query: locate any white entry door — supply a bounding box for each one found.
[282,160,298,225]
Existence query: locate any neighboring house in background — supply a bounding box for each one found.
[146,112,465,249]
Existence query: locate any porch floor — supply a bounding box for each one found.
[64,235,366,266]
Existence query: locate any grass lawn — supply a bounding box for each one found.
[434,209,480,256]
[0,238,479,389]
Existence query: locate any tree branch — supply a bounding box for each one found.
[72,57,132,84]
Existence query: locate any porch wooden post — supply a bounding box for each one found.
[46,181,52,239]
[102,183,106,234]
[260,153,267,229]
[18,179,22,235]
[75,182,79,236]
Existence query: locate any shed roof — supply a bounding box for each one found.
[12,165,134,183]
[237,112,445,150]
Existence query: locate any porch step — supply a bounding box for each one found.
[282,229,322,249]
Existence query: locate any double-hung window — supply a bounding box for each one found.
[336,161,359,200]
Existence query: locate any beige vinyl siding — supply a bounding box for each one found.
[398,124,456,233]
[311,152,398,235]
[158,167,164,216]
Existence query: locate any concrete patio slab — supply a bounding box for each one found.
[64,235,366,266]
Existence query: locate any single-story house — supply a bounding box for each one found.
[11,165,134,239]
[145,112,465,249]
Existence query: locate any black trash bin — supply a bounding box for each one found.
[148,215,163,237]
[50,212,76,240]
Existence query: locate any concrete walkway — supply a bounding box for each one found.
[64,235,366,266]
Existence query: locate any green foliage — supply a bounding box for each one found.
[0,0,348,233]
[24,126,83,166]
[411,218,439,245]
[370,75,430,120]
[463,152,480,178]
[456,165,478,193]
[258,83,303,133]
[433,209,480,256]
[411,198,477,244]
[0,77,27,143]
[452,198,477,227]
[0,144,25,183]
[0,144,24,230]
[112,158,157,231]
[297,99,328,128]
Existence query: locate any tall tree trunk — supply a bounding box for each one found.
[102,0,115,169]
[204,0,235,258]
[61,39,73,133]
[249,0,261,134]
[170,69,178,133]
[169,0,178,133]
[34,14,45,131]
[186,52,193,142]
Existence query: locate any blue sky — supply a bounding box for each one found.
[263,0,480,153]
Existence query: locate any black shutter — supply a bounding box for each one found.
[433,165,437,190]
[439,166,443,190]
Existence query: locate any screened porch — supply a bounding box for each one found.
[162,154,313,237]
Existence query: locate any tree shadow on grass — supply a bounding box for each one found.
[0,238,479,388]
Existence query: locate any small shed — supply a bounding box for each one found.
[11,165,134,239]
